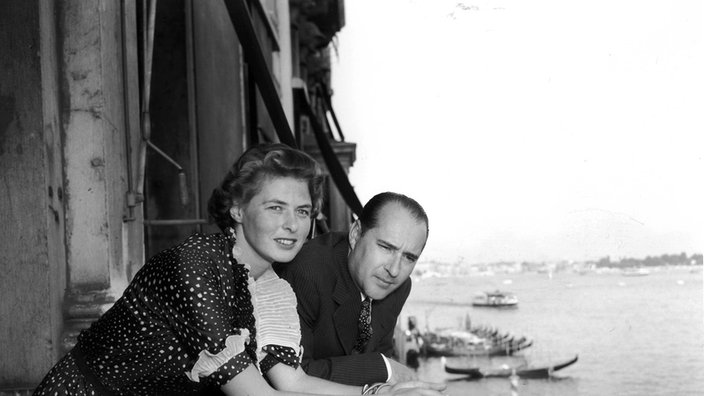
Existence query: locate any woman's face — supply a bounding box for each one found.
[231,177,313,269]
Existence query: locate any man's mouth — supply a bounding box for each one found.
[375,276,394,287]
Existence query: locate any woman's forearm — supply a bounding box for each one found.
[267,364,363,395]
[222,364,447,396]
[221,364,363,396]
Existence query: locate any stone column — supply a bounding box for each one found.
[59,0,143,353]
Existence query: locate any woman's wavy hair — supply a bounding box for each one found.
[208,143,324,232]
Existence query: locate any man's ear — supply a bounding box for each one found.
[348,220,361,249]
[229,205,243,223]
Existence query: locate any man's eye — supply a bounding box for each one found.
[297,209,310,217]
[268,206,283,211]
[379,244,392,251]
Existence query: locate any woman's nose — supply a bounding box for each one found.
[282,211,298,232]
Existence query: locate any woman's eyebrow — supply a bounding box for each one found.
[263,199,288,205]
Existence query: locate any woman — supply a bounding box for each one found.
[35,144,445,396]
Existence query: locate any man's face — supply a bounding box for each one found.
[348,203,428,300]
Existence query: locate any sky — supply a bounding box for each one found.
[330,0,704,264]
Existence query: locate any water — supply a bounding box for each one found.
[401,267,704,396]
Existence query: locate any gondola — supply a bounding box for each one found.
[423,335,533,357]
[443,354,579,379]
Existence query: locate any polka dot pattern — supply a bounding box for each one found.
[34,233,300,395]
[260,345,302,374]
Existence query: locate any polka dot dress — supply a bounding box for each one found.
[34,233,301,395]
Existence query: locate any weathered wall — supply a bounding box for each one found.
[1,1,143,391]
[0,0,66,389]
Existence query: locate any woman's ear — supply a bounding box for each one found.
[229,205,243,223]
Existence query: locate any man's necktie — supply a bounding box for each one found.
[353,297,373,353]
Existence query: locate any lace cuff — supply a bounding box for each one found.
[185,329,251,383]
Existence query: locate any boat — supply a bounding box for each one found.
[421,328,532,357]
[440,357,483,379]
[443,354,579,379]
[471,290,519,307]
[621,268,650,276]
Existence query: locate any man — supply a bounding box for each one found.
[275,192,429,386]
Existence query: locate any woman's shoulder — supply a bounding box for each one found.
[143,232,230,272]
[181,232,228,248]
[168,232,229,256]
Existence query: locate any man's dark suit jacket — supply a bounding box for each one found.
[274,232,412,386]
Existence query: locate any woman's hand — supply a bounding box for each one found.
[380,380,447,395]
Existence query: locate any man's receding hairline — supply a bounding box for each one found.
[361,201,428,235]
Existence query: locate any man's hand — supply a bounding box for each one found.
[382,380,447,395]
[387,358,419,383]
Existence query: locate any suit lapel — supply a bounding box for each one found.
[369,301,383,350]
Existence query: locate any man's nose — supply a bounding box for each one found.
[384,255,402,277]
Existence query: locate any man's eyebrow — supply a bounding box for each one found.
[378,239,420,261]
[377,239,399,250]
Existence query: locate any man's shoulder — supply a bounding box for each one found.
[275,232,347,276]
[308,231,347,247]
[297,231,347,259]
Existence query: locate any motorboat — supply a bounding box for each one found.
[621,268,650,276]
[471,290,519,307]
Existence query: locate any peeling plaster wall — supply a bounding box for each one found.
[58,0,143,354]
[0,0,66,388]
[61,0,123,290]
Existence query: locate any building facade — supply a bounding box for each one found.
[0,0,357,392]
